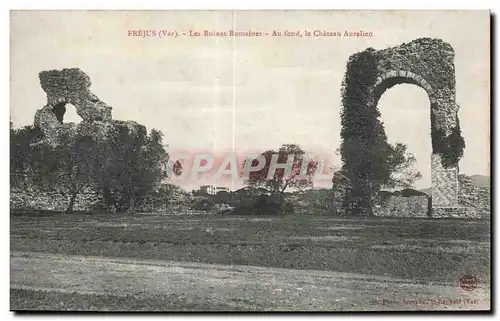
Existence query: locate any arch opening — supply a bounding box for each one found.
[52,102,82,124]
[377,82,432,191]
[373,76,428,107]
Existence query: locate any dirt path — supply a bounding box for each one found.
[10,251,489,311]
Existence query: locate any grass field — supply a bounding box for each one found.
[10,212,491,311]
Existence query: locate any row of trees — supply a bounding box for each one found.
[243,144,317,214]
[11,122,420,216]
[242,143,420,215]
[10,121,171,213]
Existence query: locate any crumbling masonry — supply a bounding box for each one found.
[34,68,141,145]
[341,38,466,217]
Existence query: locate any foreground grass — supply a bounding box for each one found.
[11,289,240,311]
[10,212,491,285]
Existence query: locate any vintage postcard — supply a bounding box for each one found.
[10,10,491,311]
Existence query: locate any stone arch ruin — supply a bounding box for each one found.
[34,68,114,143]
[340,38,465,217]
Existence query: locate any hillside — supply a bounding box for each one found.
[419,174,490,196]
[470,175,490,188]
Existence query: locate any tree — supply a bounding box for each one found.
[10,124,44,188]
[431,110,465,168]
[384,143,422,189]
[335,141,421,192]
[133,128,170,211]
[12,119,172,214]
[335,139,422,216]
[244,144,318,214]
[30,129,105,213]
[97,123,170,213]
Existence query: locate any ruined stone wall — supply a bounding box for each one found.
[431,175,490,219]
[371,38,458,136]
[341,38,463,215]
[38,68,112,122]
[431,154,459,207]
[370,39,462,207]
[373,195,429,218]
[458,176,490,211]
[11,68,150,213]
[33,68,122,146]
[10,186,99,212]
[431,208,483,219]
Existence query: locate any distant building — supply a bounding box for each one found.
[198,185,230,195]
[199,185,216,195]
[216,186,229,194]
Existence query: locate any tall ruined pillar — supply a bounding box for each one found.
[429,88,462,217]
[431,154,459,209]
[341,38,465,218]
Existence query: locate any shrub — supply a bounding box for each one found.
[192,199,215,211]
[229,194,294,216]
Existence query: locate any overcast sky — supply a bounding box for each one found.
[10,10,490,190]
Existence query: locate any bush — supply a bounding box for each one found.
[192,199,215,211]
[431,108,465,168]
[229,194,294,216]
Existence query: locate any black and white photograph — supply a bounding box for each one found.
[9,10,491,312]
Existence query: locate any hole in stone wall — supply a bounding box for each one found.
[52,102,82,124]
[377,83,431,191]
